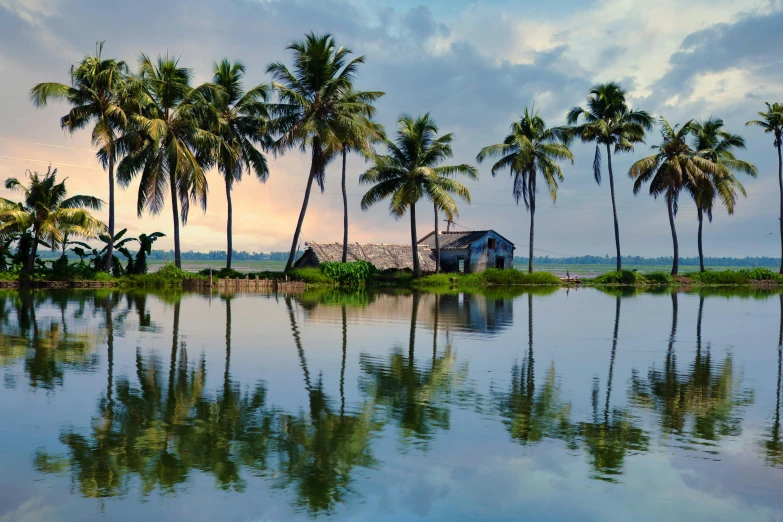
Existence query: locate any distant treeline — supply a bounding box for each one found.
[513,255,781,267]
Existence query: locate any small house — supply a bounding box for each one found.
[417,230,515,273]
[294,242,437,272]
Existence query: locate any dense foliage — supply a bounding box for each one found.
[320,260,376,286]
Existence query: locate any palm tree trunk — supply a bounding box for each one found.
[26,227,40,274]
[409,292,420,362]
[697,207,705,272]
[341,304,347,417]
[606,143,622,271]
[105,152,115,272]
[778,142,783,274]
[225,297,232,386]
[410,201,420,277]
[169,170,182,269]
[667,194,679,275]
[226,177,233,270]
[341,148,348,264]
[433,203,440,274]
[105,298,114,417]
[697,294,704,352]
[528,173,536,274]
[285,147,320,272]
[605,295,621,418]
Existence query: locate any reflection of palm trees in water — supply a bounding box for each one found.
[493,293,574,446]
[763,294,783,466]
[578,295,649,483]
[34,297,272,498]
[631,293,753,451]
[359,291,469,448]
[0,291,98,390]
[281,295,379,515]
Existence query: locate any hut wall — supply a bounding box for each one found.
[439,249,471,273]
[467,232,515,273]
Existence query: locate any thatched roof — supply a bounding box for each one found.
[303,242,437,272]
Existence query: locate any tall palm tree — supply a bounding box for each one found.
[747,103,783,274]
[267,33,378,272]
[359,114,476,277]
[330,92,385,263]
[629,119,718,275]
[568,83,652,271]
[477,108,573,273]
[0,167,104,274]
[30,42,128,272]
[117,54,220,269]
[690,118,757,271]
[206,60,270,270]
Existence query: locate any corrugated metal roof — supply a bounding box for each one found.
[303,242,437,272]
[418,230,514,250]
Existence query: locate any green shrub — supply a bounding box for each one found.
[593,270,641,285]
[686,270,748,285]
[288,267,334,284]
[644,272,672,285]
[737,267,783,282]
[320,260,376,286]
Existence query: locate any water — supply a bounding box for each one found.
[1,287,782,521]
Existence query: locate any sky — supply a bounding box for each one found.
[0,0,782,257]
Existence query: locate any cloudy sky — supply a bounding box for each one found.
[0,0,781,257]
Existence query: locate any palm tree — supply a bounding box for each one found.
[0,167,104,274]
[267,33,378,272]
[206,60,270,270]
[690,118,757,271]
[747,103,783,274]
[568,83,652,271]
[359,114,476,277]
[329,91,385,263]
[477,108,573,273]
[629,119,718,275]
[117,54,220,269]
[30,42,128,272]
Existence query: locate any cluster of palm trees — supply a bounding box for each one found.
[25,37,783,278]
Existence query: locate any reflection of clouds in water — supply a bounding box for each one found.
[673,448,783,513]
[0,496,58,522]
[352,447,783,521]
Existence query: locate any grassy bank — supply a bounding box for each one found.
[3,262,783,290]
[584,268,783,287]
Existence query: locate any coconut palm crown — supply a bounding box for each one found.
[0,167,104,274]
[747,102,783,273]
[204,59,271,270]
[29,42,128,272]
[567,82,652,271]
[690,118,756,271]
[359,114,476,277]
[267,32,380,271]
[117,54,221,269]
[629,119,719,275]
[477,107,573,273]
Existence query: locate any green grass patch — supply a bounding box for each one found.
[685,270,749,285]
[644,272,672,285]
[287,268,334,285]
[591,270,645,285]
[736,267,783,282]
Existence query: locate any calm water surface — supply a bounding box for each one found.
[1,287,783,521]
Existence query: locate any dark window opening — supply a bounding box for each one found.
[496,257,505,269]
[488,238,496,249]
[458,257,465,273]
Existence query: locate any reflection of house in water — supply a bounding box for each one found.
[436,293,513,335]
[297,292,513,335]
